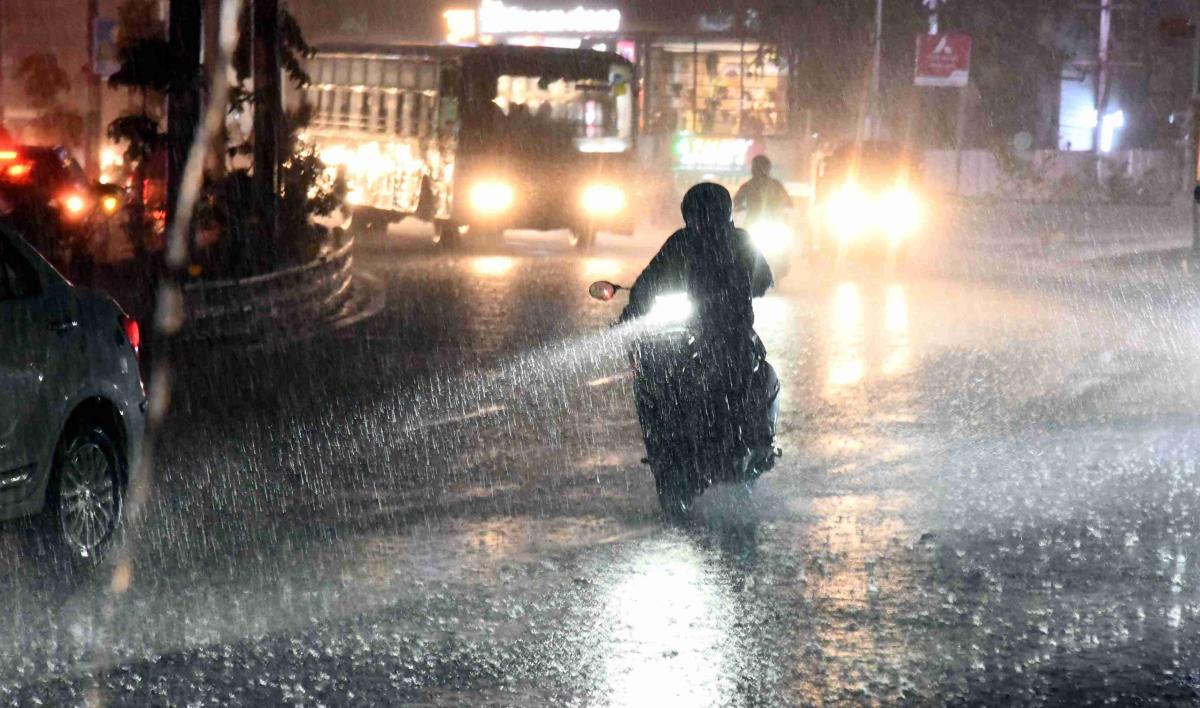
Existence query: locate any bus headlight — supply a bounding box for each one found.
[827,185,872,241]
[880,188,922,238]
[581,184,625,215]
[470,180,514,215]
[747,220,791,256]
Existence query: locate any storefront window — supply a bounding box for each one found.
[646,41,786,137]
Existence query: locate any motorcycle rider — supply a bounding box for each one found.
[620,182,780,466]
[734,154,792,221]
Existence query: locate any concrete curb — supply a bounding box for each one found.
[180,238,356,343]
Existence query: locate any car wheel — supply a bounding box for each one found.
[35,424,125,570]
[433,222,462,250]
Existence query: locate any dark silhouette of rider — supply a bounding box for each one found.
[734,154,792,221]
[621,183,779,456]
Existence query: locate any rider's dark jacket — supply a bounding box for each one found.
[621,223,771,329]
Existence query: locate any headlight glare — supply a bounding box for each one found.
[881,188,922,237]
[827,185,871,240]
[647,292,693,325]
[747,220,791,256]
[470,180,514,215]
[581,184,625,215]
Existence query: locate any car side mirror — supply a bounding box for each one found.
[589,280,620,301]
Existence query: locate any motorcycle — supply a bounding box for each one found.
[589,280,778,520]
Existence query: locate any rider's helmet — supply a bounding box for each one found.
[681,182,733,230]
[751,154,771,178]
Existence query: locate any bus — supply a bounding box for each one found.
[301,44,636,249]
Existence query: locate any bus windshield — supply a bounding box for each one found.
[488,67,633,154]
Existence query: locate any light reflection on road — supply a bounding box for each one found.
[882,283,911,378]
[471,256,517,277]
[826,281,912,390]
[600,539,732,706]
[827,282,865,389]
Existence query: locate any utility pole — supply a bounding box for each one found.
[167,0,202,234]
[204,0,226,180]
[85,0,102,178]
[1191,1,1200,255]
[927,0,939,35]
[1,0,7,125]
[868,0,883,139]
[253,0,282,266]
[1093,0,1112,162]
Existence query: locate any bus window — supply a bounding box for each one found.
[320,88,334,126]
[399,62,417,89]
[438,67,461,138]
[350,90,365,131]
[306,86,321,117]
[385,91,399,134]
[488,70,632,153]
[361,91,375,132]
[418,64,438,91]
[418,93,437,139]
[373,91,388,133]
[399,93,416,137]
[339,90,354,129]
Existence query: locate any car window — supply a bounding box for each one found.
[0,236,40,300]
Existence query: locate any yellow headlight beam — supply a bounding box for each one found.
[581,184,625,215]
[470,181,515,215]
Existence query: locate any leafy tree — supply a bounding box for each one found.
[116,0,165,46]
[106,1,172,256]
[14,53,83,147]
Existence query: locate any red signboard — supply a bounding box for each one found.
[914,33,971,87]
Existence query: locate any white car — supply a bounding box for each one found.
[0,221,144,568]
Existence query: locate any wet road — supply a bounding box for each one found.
[6,225,1200,704]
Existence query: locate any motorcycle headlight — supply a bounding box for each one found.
[470,180,514,215]
[581,184,625,215]
[647,292,693,325]
[880,188,922,238]
[827,185,872,241]
[748,220,791,256]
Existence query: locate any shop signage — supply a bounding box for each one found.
[478,0,621,36]
[672,135,755,171]
[914,33,971,87]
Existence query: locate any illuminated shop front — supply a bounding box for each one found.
[643,41,786,138]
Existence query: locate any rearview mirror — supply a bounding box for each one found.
[589,280,619,301]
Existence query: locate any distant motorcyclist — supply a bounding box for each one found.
[734,154,792,222]
[621,183,779,460]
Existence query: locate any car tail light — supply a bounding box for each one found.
[0,150,18,161]
[120,315,141,356]
[2,162,31,181]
